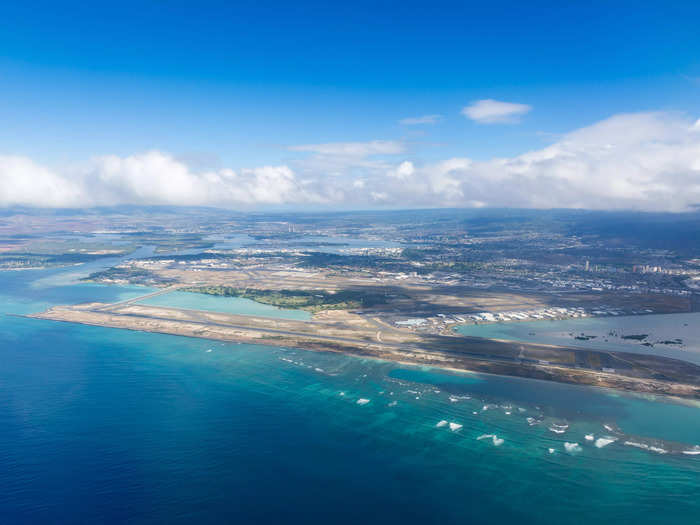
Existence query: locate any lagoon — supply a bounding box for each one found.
[456,312,700,365]
[137,290,312,320]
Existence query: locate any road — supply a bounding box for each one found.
[80,304,570,369]
[94,285,182,312]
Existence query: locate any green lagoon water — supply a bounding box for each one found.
[1,264,699,523]
[138,290,312,320]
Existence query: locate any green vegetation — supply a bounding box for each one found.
[183,286,388,312]
[83,267,176,286]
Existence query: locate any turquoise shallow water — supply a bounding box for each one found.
[138,290,312,320]
[1,266,699,523]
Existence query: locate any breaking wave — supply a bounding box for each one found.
[564,442,582,453]
[595,437,617,448]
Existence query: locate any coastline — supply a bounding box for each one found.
[27,303,700,400]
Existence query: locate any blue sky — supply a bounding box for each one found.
[1,1,700,210]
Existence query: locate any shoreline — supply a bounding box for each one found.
[27,303,700,401]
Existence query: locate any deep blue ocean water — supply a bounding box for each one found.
[1,266,699,524]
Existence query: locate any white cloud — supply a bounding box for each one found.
[370,191,389,201]
[386,161,415,180]
[2,112,700,212]
[399,115,442,125]
[462,99,532,124]
[380,112,700,211]
[0,155,84,207]
[0,151,325,208]
[289,140,404,156]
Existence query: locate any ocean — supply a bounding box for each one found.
[1,266,699,524]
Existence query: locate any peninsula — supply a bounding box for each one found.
[30,287,700,400]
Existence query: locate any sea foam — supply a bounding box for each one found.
[436,420,448,428]
[477,434,504,446]
[449,422,463,432]
[624,440,649,450]
[356,398,370,405]
[564,442,582,453]
[595,437,617,448]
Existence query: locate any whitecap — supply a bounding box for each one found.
[585,434,595,441]
[549,423,568,434]
[387,400,398,407]
[436,420,448,428]
[476,434,503,446]
[339,392,345,396]
[548,448,555,454]
[356,398,370,405]
[449,422,463,432]
[624,440,649,450]
[564,442,582,453]
[449,396,459,403]
[649,446,668,454]
[595,437,617,448]
[682,446,700,455]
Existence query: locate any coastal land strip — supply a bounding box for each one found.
[28,299,700,400]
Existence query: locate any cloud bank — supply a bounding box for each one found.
[1,112,699,212]
[462,99,532,124]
